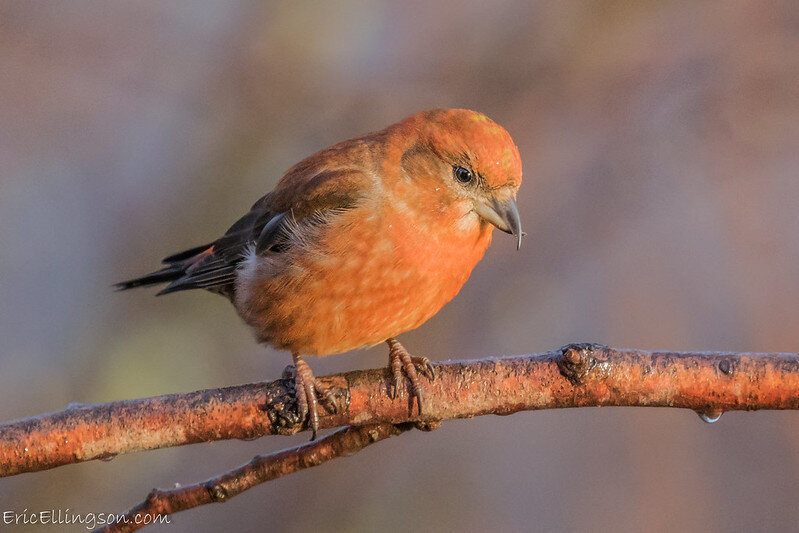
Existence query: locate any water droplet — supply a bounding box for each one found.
[696,410,723,424]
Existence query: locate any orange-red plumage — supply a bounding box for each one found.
[118,109,523,437]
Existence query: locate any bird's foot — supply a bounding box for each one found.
[289,354,339,440]
[386,338,436,414]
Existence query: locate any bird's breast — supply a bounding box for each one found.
[234,202,492,356]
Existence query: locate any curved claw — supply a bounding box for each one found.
[293,359,319,440]
[388,349,404,400]
[385,338,436,415]
[420,358,436,381]
[315,382,340,414]
[292,354,340,440]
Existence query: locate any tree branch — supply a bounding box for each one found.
[3,344,799,478]
[97,423,410,533]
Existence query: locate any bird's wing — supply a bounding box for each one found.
[150,163,373,296]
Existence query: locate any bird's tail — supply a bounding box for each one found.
[114,243,215,294]
[114,265,186,291]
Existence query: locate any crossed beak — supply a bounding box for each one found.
[475,196,523,250]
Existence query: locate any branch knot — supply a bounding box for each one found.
[206,482,229,502]
[557,343,605,385]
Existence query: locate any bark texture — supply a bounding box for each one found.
[3,345,799,478]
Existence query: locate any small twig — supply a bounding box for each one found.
[3,345,799,477]
[98,423,409,533]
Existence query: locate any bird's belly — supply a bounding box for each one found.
[234,212,491,356]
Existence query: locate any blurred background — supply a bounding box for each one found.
[2,1,798,531]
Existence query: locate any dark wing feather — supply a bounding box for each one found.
[116,195,280,296]
[255,212,289,254]
[116,138,377,297]
[157,266,238,295]
[161,243,214,264]
[155,195,280,296]
[114,264,187,291]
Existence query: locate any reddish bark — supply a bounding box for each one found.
[99,424,408,533]
[2,344,799,478]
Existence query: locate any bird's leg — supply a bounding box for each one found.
[385,338,436,414]
[291,353,338,440]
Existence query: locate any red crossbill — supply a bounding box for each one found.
[118,109,523,438]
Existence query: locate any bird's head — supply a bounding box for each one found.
[393,109,523,249]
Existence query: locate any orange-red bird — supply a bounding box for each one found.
[118,109,523,437]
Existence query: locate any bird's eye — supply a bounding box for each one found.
[453,165,474,184]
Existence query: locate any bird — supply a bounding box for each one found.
[117,108,523,438]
